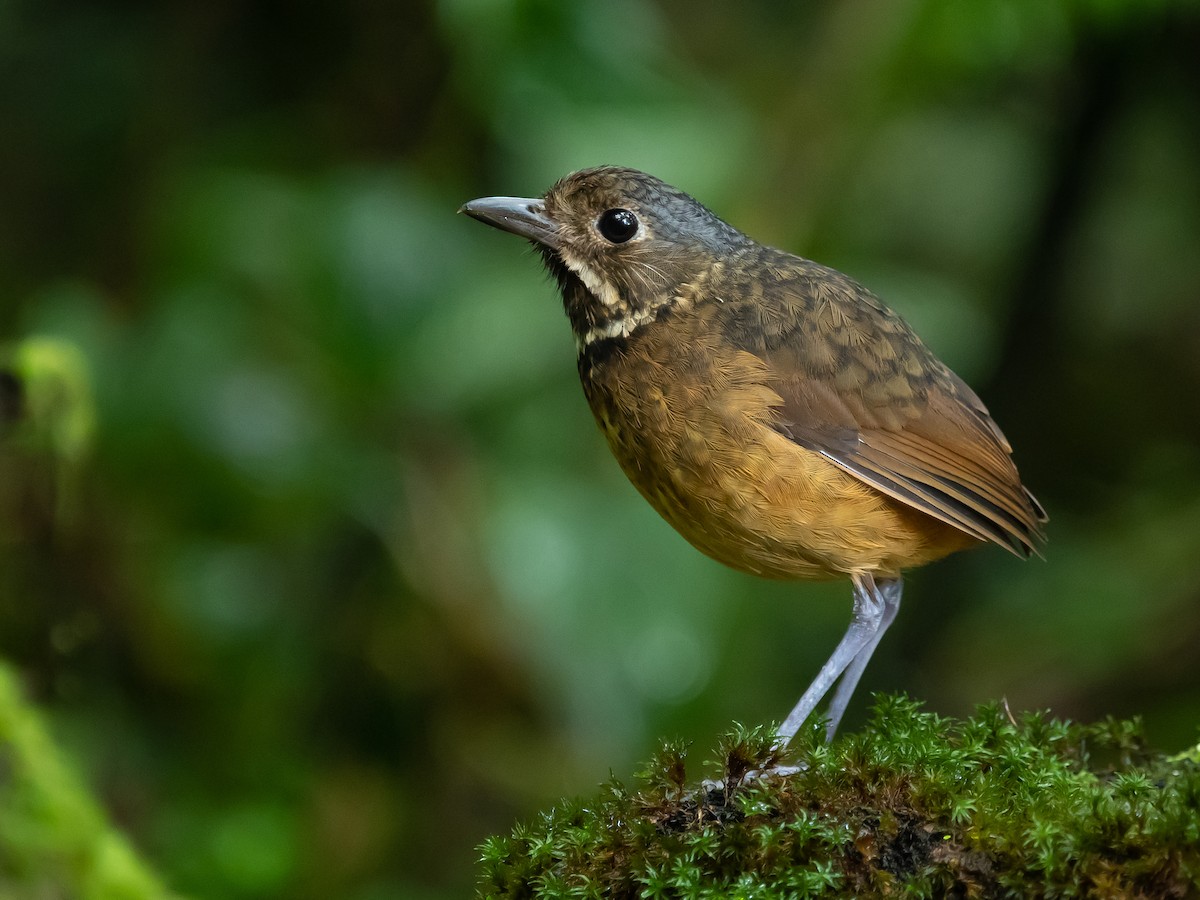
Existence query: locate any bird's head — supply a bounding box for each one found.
[461,166,749,350]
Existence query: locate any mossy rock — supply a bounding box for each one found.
[477,696,1200,898]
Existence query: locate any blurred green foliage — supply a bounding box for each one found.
[0,662,173,898]
[1,0,1199,897]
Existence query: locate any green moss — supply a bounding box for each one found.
[477,697,1200,898]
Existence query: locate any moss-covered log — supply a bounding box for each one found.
[478,696,1200,898]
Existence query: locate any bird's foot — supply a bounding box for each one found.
[699,760,807,794]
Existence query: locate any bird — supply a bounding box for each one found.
[460,166,1046,745]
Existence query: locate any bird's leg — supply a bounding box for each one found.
[775,572,893,748]
[820,576,902,741]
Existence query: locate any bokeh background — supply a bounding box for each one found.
[3,0,1200,897]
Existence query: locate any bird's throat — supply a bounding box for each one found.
[541,247,679,353]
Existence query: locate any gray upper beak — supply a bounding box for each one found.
[459,196,562,249]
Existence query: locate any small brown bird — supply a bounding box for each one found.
[461,166,1046,744]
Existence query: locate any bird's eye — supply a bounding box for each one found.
[596,208,639,244]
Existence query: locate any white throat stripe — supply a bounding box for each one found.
[577,306,661,349]
[559,248,622,310]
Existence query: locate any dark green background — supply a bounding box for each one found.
[2,1,1199,897]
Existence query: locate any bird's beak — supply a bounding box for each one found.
[459,196,562,249]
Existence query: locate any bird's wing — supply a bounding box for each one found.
[719,256,1047,557]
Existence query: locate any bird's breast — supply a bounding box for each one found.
[576,315,974,580]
